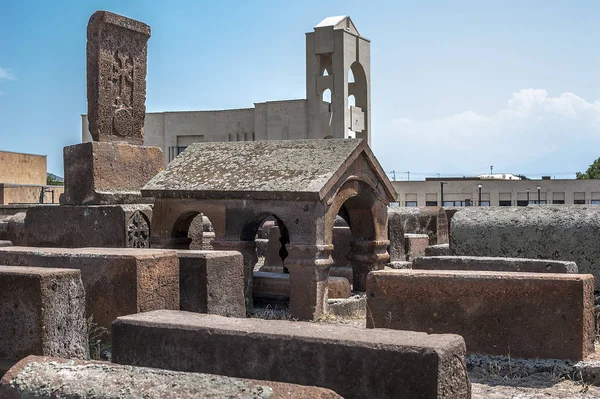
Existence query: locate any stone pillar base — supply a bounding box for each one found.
[63,142,164,205]
[285,244,334,320]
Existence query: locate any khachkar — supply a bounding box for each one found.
[25,11,162,249]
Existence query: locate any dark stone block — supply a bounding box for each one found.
[0,248,179,334]
[113,310,471,399]
[63,142,163,205]
[367,269,595,360]
[25,204,152,248]
[0,267,88,375]
[177,250,245,317]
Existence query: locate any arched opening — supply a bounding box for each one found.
[348,62,368,141]
[322,88,331,104]
[241,213,291,313]
[171,211,216,250]
[188,213,215,250]
[329,192,378,293]
[348,94,356,107]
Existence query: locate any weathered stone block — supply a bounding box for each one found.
[63,142,163,205]
[413,256,578,273]
[87,11,150,145]
[405,233,429,261]
[425,243,450,256]
[450,206,600,289]
[178,250,245,317]
[0,356,343,399]
[253,272,351,300]
[367,269,595,360]
[327,276,351,299]
[6,212,26,246]
[113,311,471,399]
[0,267,88,375]
[25,204,152,248]
[0,247,179,333]
[0,240,11,247]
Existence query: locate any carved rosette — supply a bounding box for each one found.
[127,211,150,248]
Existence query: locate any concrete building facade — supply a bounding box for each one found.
[0,150,63,205]
[82,16,371,164]
[391,177,600,207]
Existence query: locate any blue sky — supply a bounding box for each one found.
[0,0,598,179]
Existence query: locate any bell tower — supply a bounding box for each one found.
[306,16,371,145]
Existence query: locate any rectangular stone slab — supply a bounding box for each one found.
[0,247,179,334]
[0,267,88,375]
[413,256,578,273]
[63,142,164,205]
[177,250,245,317]
[25,204,152,248]
[404,233,429,261]
[0,356,342,399]
[112,310,471,399]
[367,269,595,360]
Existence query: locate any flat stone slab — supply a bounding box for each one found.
[177,250,245,317]
[0,267,88,375]
[0,240,12,247]
[63,142,163,205]
[113,310,471,399]
[0,247,179,333]
[0,356,342,398]
[367,269,595,360]
[413,256,578,273]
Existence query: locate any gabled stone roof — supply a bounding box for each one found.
[142,139,395,201]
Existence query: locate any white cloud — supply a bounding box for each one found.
[374,89,600,178]
[0,67,16,80]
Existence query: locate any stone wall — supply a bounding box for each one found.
[0,150,47,185]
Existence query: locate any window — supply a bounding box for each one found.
[479,201,491,206]
[499,200,512,206]
[574,199,586,205]
[389,202,400,208]
[552,200,565,204]
[443,200,472,207]
[405,201,418,207]
[425,201,438,206]
[517,200,529,207]
[530,200,547,205]
[592,200,600,205]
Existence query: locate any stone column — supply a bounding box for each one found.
[347,240,390,291]
[285,244,334,320]
[211,240,258,308]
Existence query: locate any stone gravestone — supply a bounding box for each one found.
[86,11,149,145]
[26,11,162,248]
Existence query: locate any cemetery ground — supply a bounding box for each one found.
[312,314,600,398]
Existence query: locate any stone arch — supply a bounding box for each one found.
[240,212,290,268]
[171,210,219,249]
[325,177,389,291]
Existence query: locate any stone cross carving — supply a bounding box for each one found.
[87,11,151,145]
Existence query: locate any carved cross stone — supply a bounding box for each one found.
[87,11,150,145]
